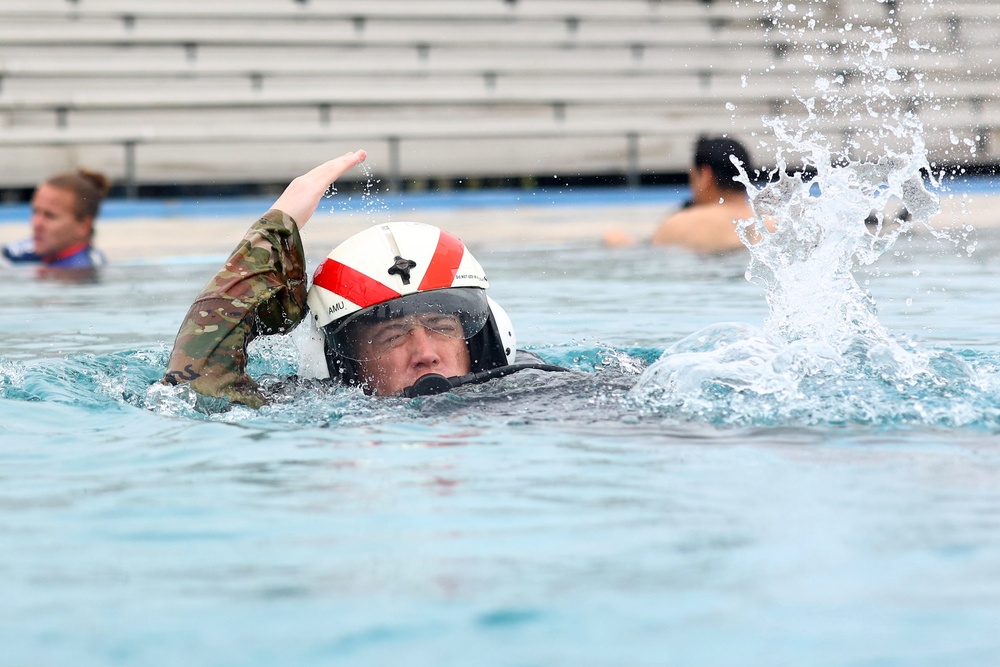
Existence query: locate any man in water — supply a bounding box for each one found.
[162,150,560,408]
[604,136,759,253]
[3,168,111,270]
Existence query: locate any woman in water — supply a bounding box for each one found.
[2,168,111,271]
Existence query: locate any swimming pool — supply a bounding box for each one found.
[6,3,1000,659]
[3,207,1000,665]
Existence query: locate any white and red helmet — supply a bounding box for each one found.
[306,221,516,384]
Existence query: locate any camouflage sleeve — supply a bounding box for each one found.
[162,209,307,408]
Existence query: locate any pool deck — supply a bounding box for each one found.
[2,188,999,263]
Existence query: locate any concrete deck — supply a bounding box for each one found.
[2,190,998,263]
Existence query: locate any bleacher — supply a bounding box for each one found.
[0,0,996,197]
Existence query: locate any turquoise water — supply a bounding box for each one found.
[7,1,1000,662]
[3,222,1000,666]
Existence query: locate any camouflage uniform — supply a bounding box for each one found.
[162,209,307,408]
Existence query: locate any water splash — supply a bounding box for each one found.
[737,139,939,347]
[632,0,1000,429]
[324,159,392,223]
[744,1,948,355]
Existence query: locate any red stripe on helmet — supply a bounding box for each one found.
[312,258,401,310]
[418,230,465,291]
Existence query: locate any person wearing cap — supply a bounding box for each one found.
[162,150,561,409]
[3,168,111,271]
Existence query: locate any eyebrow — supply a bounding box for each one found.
[420,313,459,324]
[369,322,408,337]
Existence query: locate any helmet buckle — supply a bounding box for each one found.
[387,256,417,284]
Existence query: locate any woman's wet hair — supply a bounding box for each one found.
[45,168,112,232]
[694,136,753,192]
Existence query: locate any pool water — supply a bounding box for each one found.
[3,221,1000,666]
[6,1,1000,661]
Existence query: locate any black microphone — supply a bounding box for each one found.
[401,363,568,398]
[402,373,455,397]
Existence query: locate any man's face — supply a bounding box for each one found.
[353,313,472,395]
[31,183,90,259]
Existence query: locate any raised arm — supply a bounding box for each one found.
[162,150,367,409]
[271,151,368,228]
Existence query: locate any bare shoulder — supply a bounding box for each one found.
[651,202,753,253]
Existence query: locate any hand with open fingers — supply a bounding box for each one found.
[271,149,368,229]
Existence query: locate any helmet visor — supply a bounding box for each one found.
[327,288,490,362]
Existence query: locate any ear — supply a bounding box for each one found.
[77,215,95,240]
[692,165,714,187]
[689,165,714,200]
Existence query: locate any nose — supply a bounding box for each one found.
[406,326,442,368]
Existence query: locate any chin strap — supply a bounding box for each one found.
[401,362,568,398]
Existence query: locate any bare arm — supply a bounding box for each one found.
[271,150,367,230]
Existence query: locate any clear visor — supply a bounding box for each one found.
[327,289,490,362]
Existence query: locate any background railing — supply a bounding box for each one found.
[0,0,995,197]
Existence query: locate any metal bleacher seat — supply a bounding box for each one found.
[0,0,788,193]
[1,0,995,196]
